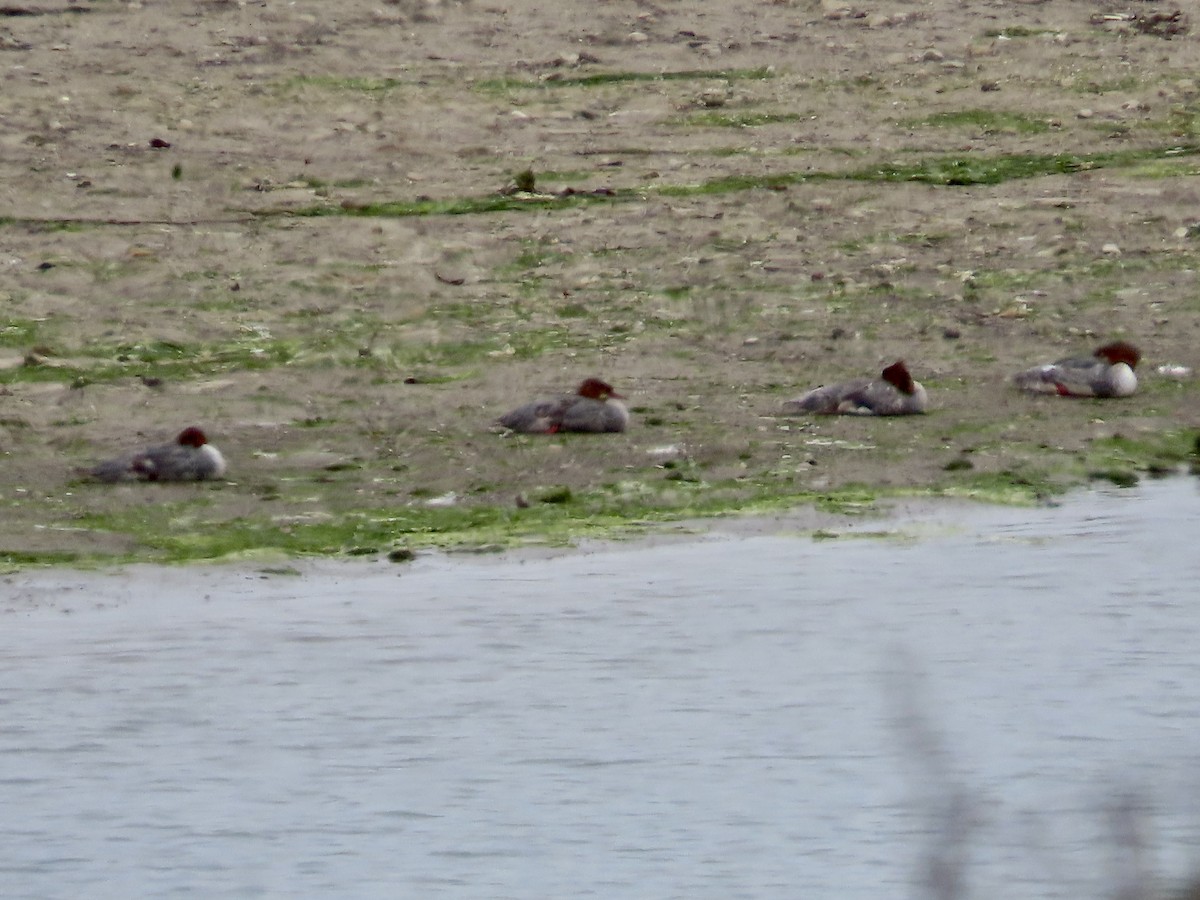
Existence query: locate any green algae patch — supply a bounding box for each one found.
[1082,430,1198,480]
[293,189,638,218]
[1089,469,1139,488]
[933,470,1063,505]
[980,26,1058,38]
[0,319,45,348]
[4,428,1196,569]
[0,550,83,571]
[59,496,686,563]
[845,147,1199,186]
[23,479,893,567]
[473,67,776,93]
[676,111,803,128]
[932,430,1200,504]
[270,144,1200,223]
[0,335,304,386]
[14,144,1185,240]
[906,109,1053,135]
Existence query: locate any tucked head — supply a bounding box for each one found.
[1094,341,1141,369]
[175,427,209,448]
[880,360,917,395]
[576,378,623,400]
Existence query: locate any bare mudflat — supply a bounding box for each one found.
[1,0,1198,563]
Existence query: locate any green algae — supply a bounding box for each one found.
[676,111,803,128]
[2,145,1196,236]
[270,143,1200,222]
[904,109,1053,135]
[0,335,304,386]
[4,426,1194,569]
[473,67,776,93]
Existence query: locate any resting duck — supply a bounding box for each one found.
[498,378,629,434]
[90,427,227,482]
[782,360,928,416]
[1012,341,1140,398]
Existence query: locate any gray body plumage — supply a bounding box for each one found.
[783,364,928,416]
[499,395,629,434]
[1012,355,1137,398]
[91,429,227,482]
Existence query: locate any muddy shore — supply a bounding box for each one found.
[1,1,1199,564]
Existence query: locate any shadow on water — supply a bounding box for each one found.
[3,478,1200,899]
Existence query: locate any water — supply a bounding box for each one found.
[3,479,1200,899]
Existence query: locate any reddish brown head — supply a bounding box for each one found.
[1094,341,1140,369]
[576,378,623,400]
[880,360,917,395]
[175,427,209,448]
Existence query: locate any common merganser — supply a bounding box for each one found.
[498,378,629,434]
[782,360,928,416]
[90,426,227,482]
[1012,341,1140,398]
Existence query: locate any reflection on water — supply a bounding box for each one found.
[3,479,1200,899]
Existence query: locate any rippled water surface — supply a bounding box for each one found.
[4,479,1200,899]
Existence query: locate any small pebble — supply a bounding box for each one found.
[1156,364,1192,378]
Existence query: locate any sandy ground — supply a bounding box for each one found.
[1,0,1199,560]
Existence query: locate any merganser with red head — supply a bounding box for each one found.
[782,360,928,416]
[90,427,227,482]
[498,378,630,434]
[1012,341,1140,398]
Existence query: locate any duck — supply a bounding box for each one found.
[782,360,928,416]
[1012,341,1140,398]
[498,378,629,434]
[90,426,227,482]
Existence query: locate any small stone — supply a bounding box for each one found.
[1101,243,1121,256]
[647,444,686,463]
[820,0,853,19]
[1156,364,1192,378]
